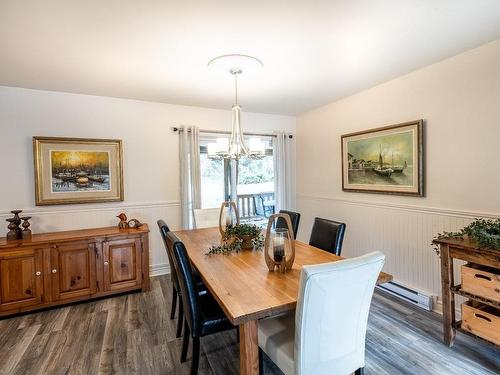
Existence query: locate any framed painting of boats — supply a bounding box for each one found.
[341,120,424,196]
[33,137,124,205]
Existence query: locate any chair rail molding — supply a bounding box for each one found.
[0,200,181,217]
[297,194,500,219]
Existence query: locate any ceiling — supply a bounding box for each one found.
[1,1,500,115]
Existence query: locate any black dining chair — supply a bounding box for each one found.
[275,209,301,239]
[158,220,185,338]
[308,217,346,256]
[167,232,235,375]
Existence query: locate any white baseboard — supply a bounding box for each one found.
[150,262,170,277]
[432,298,462,318]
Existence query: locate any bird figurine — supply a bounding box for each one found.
[127,219,144,229]
[117,213,129,229]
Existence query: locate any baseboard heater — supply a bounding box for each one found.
[377,281,433,311]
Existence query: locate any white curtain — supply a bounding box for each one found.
[179,126,201,229]
[273,132,294,212]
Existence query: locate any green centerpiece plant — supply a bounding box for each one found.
[433,218,500,254]
[206,223,265,255]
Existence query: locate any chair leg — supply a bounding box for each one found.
[181,320,190,363]
[170,287,177,320]
[355,367,365,375]
[176,297,183,338]
[258,347,264,375]
[190,337,200,375]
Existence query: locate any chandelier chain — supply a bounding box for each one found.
[206,55,265,160]
[234,73,238,105]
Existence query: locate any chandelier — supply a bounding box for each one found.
[207,54,265,160]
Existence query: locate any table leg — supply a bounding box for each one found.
[239,320,259,375]
[440,244,456,346]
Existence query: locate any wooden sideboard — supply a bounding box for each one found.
[434,237,500,347]
[0,225,150,317]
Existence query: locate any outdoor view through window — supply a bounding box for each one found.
[200,136,274,213]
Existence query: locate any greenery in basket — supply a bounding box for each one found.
[206,223,265,255]
[225,223,261,237]
[433,218,500,254]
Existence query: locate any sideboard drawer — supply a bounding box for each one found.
[461,301,500,345]
[461,264,500,302]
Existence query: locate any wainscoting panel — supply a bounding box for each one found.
[296,195,498,312]
[0,201,181,276]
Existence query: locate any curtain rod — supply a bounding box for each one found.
[172,127,293,139]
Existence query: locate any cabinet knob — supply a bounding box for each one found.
[52,269,57,274]
[104,261,109,266]
[35,271,42,276]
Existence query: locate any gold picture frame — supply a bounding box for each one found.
[33,137,124,205]
[341,120,424,196]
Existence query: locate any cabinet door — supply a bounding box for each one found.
[0,248,44,311]
[51,241,97,301]
[103,238,142,291]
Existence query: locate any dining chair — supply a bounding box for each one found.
[168,232,235,375]
[276,210,301,239]
[157,220,184,338]
[193,208,220,229]
[253,194,265,217]
[308,217,346,256]
[258,251,385,375]
[253,194,275,218]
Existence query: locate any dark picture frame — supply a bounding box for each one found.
[341,120,424,196]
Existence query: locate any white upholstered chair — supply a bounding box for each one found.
[258,251,385,375]
[193,208,220,229]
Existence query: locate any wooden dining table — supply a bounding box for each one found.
[174,227,393,375]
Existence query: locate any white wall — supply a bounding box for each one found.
[296,39,500,308]
[0,86,296,275]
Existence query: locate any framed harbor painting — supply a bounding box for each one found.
[341,120,424,196]
[33,137,124,205]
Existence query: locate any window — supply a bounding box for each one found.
[199,134,274,220]
[236,138,273,196]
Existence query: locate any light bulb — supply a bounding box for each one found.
[216,138,229,153]
[207,143,217,156]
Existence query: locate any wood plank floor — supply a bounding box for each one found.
[0,275,498,375]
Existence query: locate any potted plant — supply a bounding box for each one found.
[226,223,262,250]
[433,218,500,253]
[207,223,264,255]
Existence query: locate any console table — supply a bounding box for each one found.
[0,225,150,317]
[434,237,499,346]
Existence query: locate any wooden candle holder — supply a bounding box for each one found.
[264,213,296,273]
[21,216,32,240]
[5,210,23,241]
[218,201,240,238]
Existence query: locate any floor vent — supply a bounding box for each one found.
[377,281,433,311]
